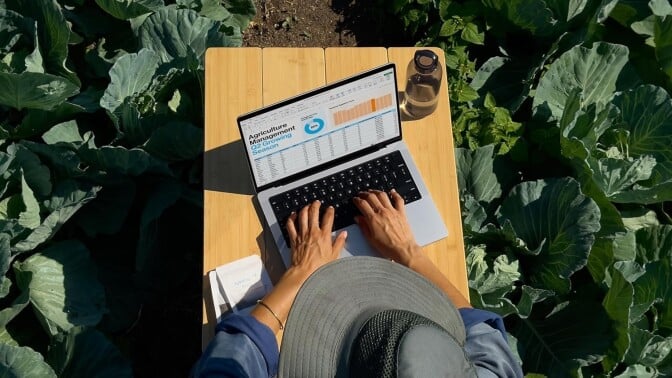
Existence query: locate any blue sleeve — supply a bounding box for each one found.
[459,308,523,378]
[192,314,279,377]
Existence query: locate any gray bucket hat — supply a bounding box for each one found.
[278,256,476,377]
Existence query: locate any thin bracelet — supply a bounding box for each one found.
[257,300,284,330]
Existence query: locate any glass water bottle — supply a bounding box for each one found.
[403,50,442,119]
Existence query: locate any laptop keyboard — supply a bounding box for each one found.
[269,151,422,245]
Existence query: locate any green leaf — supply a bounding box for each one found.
[653,13,672,79]
[467,245,521,316]
[0,196,22,223]
[220,0,256,30]
[17,171,40,229]
[143,121,203,161]
[79,145,170,176]
[21,141,86,179]
[588,155,657,199]
[138,7,242,68]
[603,85,672,203]
[95,0,164,19]
[481,0,556,36]
[470,56,539,113]
[497,178,601,293]
[100,48,160,115]
[613,230,638,261]
[602,261,635,372]
[439,17,461,36]
[0,9,29,54]
[14,240,106,336]
[42,121,84,145]
[635,225,672,265]
[460,22,484,44]
[513,300,614,375]
[650,0,672,16]
[533,42,630,121]
[0,71,79,111]
[613,85,672,163]
[461,193,488,233]
[614,364,658,377]
[6,144,52,198]
[544,0,590,22]
[0,343,56,377]
[0,289,30,328]
[621,208,660,232]
[515,285,554,319]
[0,328,18,346]
[0,234,10,299]
[15,102,85,140]
[48,327,132,377]
[456,144,515,205]
[624,325,672,371]
[640,266,672,329]
[12,180,100,254]
[0,9,43,73]
[6,0,79,85]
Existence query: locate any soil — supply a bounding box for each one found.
[242,0,385,47]
[243,0,354,47]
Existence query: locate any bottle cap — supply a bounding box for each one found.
[413,50,439,74]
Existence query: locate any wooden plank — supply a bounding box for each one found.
[203,47,263,277]
[204,48,262,150]
[262,48,325,104]
[324,47,388,83]
[387,47,469,300]
[203,48,264,349]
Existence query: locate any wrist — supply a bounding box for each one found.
[396,243,423,267]
[402,245,427,272]
[283,265,314,285]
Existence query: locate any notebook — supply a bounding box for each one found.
[237,64,448,267]
[208,255,273,322]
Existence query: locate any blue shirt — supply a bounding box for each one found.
[193,308,523,377]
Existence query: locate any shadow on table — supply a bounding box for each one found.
[203,139,254,195]
[201,157,288,350]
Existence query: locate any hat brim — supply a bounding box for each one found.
[278,256,466,378]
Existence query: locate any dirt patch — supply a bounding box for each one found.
[242,0,357,47]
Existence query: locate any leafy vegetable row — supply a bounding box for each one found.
[0,0,255,375]
[382,0,672,376]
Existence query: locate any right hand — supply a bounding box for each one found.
[286,200,347,279]
[353,189,421,266]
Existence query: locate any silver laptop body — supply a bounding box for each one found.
[237,64,448,267]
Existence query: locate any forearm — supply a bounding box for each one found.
[405,247,472,309]
[250,267,311,334]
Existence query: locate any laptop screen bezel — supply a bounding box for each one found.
[237,63,403,192]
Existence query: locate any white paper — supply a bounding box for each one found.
[208,270,229,323]
[214,255,273,312]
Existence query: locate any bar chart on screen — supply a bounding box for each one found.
[332,94,394,127]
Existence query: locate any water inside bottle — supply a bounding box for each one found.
[403,76,441,118]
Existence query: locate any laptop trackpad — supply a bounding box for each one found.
[335,200,448,259]
[337,224,380,258]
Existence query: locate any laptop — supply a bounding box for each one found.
[237,63,448,267]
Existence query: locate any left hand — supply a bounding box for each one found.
[286,200,347,278]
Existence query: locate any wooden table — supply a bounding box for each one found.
[202,47,467,349]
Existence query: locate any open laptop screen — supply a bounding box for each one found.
[238,64,401,191]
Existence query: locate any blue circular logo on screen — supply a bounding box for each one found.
[304,118,325,134]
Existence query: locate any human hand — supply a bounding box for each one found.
[353,189,421,266]
[286,200,347,279]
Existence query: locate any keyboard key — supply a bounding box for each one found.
[269,151,422,246]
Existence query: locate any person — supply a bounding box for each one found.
[193,189,523,377]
